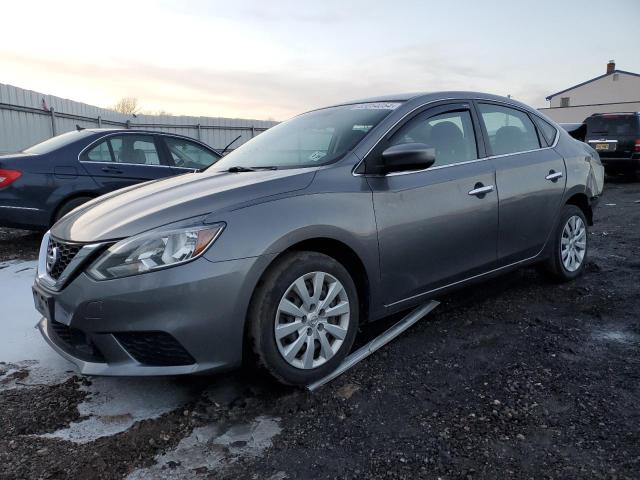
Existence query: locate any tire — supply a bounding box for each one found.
[53,196,93,224]
[543,204,588,281]
[248,251,359,386]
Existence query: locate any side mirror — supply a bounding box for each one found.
[380,143,435,174]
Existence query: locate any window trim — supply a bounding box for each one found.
[78,132,218,167]
[353,97,560,177]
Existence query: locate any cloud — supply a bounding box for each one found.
[1,43,553,120]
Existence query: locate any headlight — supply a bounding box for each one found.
[87,223,225,280]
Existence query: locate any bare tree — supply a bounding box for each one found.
[111,97,140,115]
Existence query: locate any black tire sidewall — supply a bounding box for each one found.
[553,205,588,280]
[54,197,92,223]
[249,252,359,386]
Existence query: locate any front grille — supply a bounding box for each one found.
[114,332,196,366]
[50,320,105,362]
[47,238,82,280]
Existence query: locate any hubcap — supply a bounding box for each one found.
[275,271,350,369]
[561,215,586,272]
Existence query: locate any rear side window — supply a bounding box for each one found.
[164,137,220,169]
[110,135,161,165]
[390,110,478,166]
[533,117,558,146]
[85,140,112,162]
[478,104,540,155]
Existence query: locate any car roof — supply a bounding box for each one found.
[81,128,220,151]
[322,91,533,111]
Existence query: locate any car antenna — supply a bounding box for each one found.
[76,124,85,131]
[220,135,242,156]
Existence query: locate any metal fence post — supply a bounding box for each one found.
[251,126,255,138]
[97,115,102,128]
[50,107,57,136]
[126,120,131,129]
[197,123,201,140]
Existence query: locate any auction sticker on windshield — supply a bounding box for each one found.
[351,102,401,110]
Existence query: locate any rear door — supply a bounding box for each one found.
[365,102,499,306]
[159,136,221,174]
[476,102,566,265]
[80,133,174,192]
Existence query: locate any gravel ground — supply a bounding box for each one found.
[1,179,639,480]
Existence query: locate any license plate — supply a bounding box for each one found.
[594,143,610,151]
[32,286,54,320]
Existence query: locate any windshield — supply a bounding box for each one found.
[213,102,402,170]
[23,130,94,154]
[586,115,639,136]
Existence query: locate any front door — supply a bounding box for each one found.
[475,102,566,265]
[364,103,499,306]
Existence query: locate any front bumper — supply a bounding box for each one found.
[33,254,274,376]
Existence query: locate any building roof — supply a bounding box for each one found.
[546,70,640,100]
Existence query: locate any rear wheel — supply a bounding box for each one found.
[248,251,359,385]
[543,204,588,281]
[53,196,93,224]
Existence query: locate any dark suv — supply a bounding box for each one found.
[585,113,640,177]
[0,129,221,230]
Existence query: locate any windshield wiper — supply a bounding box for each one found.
[225,166,278,173]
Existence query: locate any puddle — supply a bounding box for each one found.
[127,415,281,479]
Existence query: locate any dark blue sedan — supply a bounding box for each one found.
[0,129,221,230]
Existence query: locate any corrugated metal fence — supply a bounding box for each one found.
[0,83,277,154]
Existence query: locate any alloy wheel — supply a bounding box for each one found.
[274,271,350,369]
[561,215,586,272]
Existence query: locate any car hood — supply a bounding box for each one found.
[51,168,316,242]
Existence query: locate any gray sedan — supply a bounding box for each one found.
[32,92,604,385]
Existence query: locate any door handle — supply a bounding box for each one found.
[101,166,123,174]
[468,184,495,197]
[545,170,563,181]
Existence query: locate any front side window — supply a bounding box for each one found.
[164,137,220,169]
[85,140,112,162]
[212,102,402,171]
[390,109,478,166]
[478,104,540,155]
[110,135,161,165]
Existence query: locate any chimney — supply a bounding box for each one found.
[607,59,616,74]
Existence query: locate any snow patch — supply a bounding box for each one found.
[40,377,199,443]
[0,260,73,389]
[127,416,281,479]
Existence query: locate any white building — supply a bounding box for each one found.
[539,60,640,123]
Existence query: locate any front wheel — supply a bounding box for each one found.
[247,251,359,386]
[543,204,588,281]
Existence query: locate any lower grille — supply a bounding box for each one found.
[114,332,196,366]
[50,320,105,362]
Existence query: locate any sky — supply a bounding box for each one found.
[1,0,638,121]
